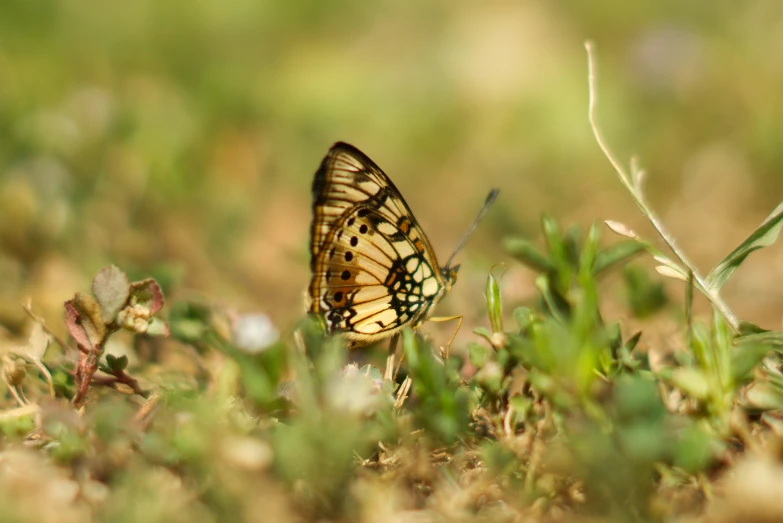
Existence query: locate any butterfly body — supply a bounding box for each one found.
[308,142,456,348]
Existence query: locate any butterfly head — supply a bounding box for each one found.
[442,265,460,290]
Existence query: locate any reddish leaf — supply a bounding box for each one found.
[129,279,164,314]
[64,299,91,352]
[64,293,107,353]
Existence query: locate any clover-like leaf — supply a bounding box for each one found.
[92,265,130,323]
[105,354,129,373]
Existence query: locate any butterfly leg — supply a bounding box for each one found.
[427,315,463,360]
[383,333,400,381]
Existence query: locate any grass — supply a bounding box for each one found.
[5,4,783,522]
[4,127,783,520]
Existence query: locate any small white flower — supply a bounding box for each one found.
[232,313,279,353]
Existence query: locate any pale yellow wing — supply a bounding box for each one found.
[308,142,448,348]
[310,142,440,264]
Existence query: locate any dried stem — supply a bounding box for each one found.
[91,369,148,398]
[584,41,739,332]
[133,391,163,431]
[73,351,100,407]
[30,358,55,398]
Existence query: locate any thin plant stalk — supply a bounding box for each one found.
[583,41,739,333]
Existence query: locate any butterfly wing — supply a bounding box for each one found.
[310,142,439,263]
[308,143,449,347]
[309,205,446,346]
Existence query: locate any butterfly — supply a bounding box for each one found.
[308,142,498,349]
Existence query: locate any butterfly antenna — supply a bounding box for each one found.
[445,189,500,269]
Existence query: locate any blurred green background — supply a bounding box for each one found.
[2,0,783,337]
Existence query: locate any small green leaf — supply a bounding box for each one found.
[485,269,503,333]
[623,266,668,318]
[673,423,714,473]
[168,300,212,344]
[614,376,664,421]
[535,275,569,322]
[730,343,770,384]
[473,326,492,344]
[504,238,554,274]
[706,202,783,292]
[624,331,643,352]
[594,240,646,276]
[667,368,710,400]
[734,330,783,350]
[737,321,767,336]
[563,224,582,268]
[105,354,129,372]
[403,328,467,444]
[474,361,503,394]
[469,343,489,367]
[92,265,130,323]
[691,322,715,376]
[541,215,567,269]
[607,322,622,354]
[513,307,534,332]
[579,222,600,274]
[712,310,732,388]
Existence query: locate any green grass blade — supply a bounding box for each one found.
[705,202,783,293]
[504,237,555,274]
